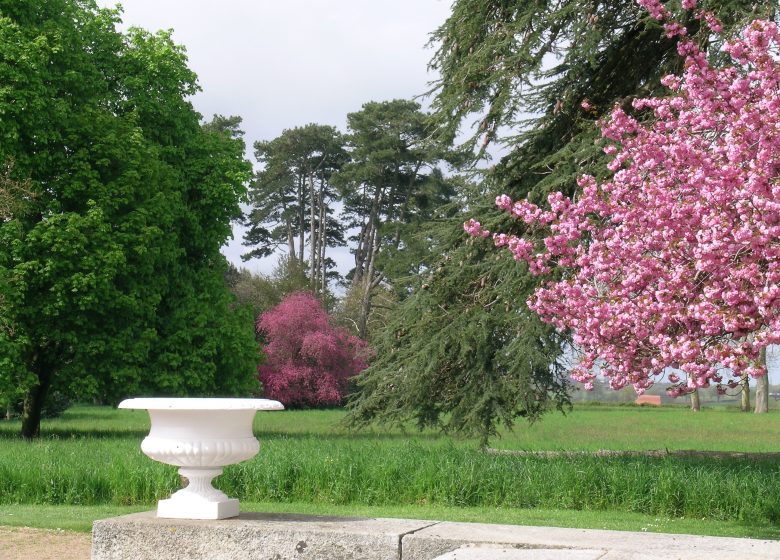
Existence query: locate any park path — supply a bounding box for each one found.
[0,526,90,560]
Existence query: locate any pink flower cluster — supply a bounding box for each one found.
[638,0,723,38]
[465,8,780,397]
[636,0,670,21]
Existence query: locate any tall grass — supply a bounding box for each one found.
[2,406,780,525]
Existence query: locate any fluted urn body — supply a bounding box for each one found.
[119,398,284,520]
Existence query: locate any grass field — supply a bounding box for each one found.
[2,404,780,539]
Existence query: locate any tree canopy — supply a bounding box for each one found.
[336,99,457,337]
[469,9,780,398]
[0,0,260,438]
[257,292,370,407]
[345,0,774,442]
[243,123,347,295]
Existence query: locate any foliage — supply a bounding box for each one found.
[268,255,318,302]
[468,6,780,399]
[346,220,571,446]
[331,282,397,341]
[0,160,35,222]
[225,256,326,324]
[335,99,457,338]
[225,264,280,322]
[427,0,769,157]
[348,0,773,441]
[257,292,370,407]
[0,0,259,438]
[243,124,347,294]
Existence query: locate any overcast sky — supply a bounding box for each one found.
[95,0,453,277]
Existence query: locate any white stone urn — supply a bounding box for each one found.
[118,397,284,520]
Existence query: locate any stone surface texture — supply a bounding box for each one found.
[431,545,607,559]
[91,511,436,560]
[91,511,780,560]
[403,522,780,560]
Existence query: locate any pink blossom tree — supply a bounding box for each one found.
[466,2,780,403]
[257,292,371,407]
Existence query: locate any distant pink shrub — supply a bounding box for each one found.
[257,292,371,407]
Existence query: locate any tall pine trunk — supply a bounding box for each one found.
[357,276,373,340]
[309,175,316,290]
[755,347,769,414]
[298,176,305,267]
[319,191,327,296]
[354,187,383,284]
[286,218,296,260]
[357,224,382,339]
[740,370,751,412]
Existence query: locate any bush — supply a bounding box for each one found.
[257,292,371,407]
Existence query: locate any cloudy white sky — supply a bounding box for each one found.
[95,0,453,277]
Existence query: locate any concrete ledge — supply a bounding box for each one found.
[92,511,437,560]
[431,545,607,559]
[403,522,780,560]
[92,511,780,560]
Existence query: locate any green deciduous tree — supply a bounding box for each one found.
[0,161,34,223]
[0,0,259,438]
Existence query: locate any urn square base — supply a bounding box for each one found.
[157,497,239,520]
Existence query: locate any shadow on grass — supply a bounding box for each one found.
[0,406,451,442]
[0,422,448,443]
[487,447,780,462]
[0,427,152,440]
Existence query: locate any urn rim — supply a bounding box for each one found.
[118,397,284,411]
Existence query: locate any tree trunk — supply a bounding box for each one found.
[21,356,53,439]
[309,174,316,290]
[690,389,700,412]
[357,277,372,339]
[297,175,305,267]
[357,226,383,339]
[755,347,769,414]
[354,222,367,282]
[362,215,378,283]
[319,190,326,296]
[355,187,384,284]
[286,217,296,260]
[740,370,751,412]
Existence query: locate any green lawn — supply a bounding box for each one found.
[492,404,780,452]
[2,404,779,539]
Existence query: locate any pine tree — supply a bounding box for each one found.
[242,124,347,294]
[335,99,456,338]
[346,0,774,443]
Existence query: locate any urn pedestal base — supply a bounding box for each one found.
[156,467,239,520]
[157,497,239,520]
